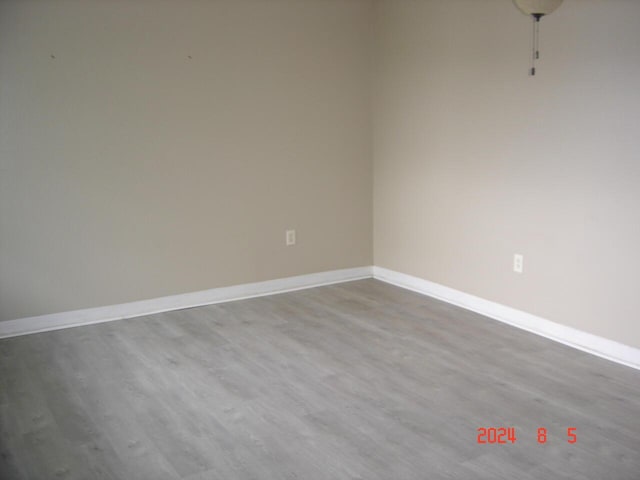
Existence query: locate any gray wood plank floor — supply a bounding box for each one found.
[1,279,639,479]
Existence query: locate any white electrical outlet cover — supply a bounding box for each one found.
[286,230,296,246]
[513,254,524,273]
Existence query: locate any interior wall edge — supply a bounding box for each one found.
[373,266,640,372]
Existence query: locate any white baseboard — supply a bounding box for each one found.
[0,266,373,339]
[373,266,640,371]
[3,264,638,371]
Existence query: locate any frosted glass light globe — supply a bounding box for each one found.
[513,0,563,17]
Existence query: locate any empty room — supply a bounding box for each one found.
[1,0,639,478]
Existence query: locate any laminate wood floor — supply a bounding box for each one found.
[1,279,639,479]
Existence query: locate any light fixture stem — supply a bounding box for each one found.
[531,16,537,75]
[530,14,543,76]
[535,18,540,59]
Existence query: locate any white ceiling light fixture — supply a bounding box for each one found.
[513,0,564,76]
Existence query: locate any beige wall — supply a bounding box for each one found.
[3,0,638,352]
[373,0,640,349]
[0,0,373,321]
